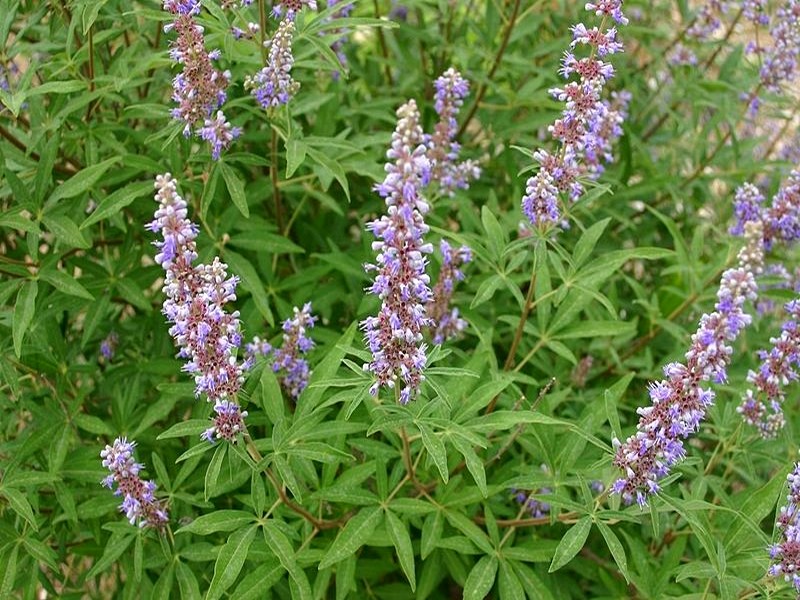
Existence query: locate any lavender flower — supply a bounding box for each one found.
[244,335,273,370]
[424,68,481,195]
[202,399,249,443]
[362,100,433,404]
[232,22,260,40]
[521,1,628,230]
[163,0,238,158]
[759,1,800,96]
[147,174,249,442]
[611,221,764,506]
[100,331,119,361]
[667,43,699,66]
[100,438,168,528]
[272,0,317,20]
[245,19,299,109]
[512,465,551,518]
[200,111,243,160]
[426,240,471,345]
[768,463,800,594]
[324,0,354,77]
[743,0,770,25]
[585,0,629,25]
[738,299,800,436]
[687,1,728,40]
[731,169,800,251]
[272,302,317,398]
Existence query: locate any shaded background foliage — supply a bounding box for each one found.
[2,0,800,598]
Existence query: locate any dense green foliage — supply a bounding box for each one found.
[2,0,800,598]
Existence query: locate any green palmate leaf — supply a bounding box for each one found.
[219,161,250,218]
[549,516,592,572]
[158,419,210,440]
[259,366,285,424]
[445,510,494,555]
[318,506,383,569]
[39,268,93,300]
[234,561,283,600]
[26,80,85,97]
[463,556,498,600]
[205,444,227,501]
[115,277,152,312]
[80,181,152,229]
[262,521,313,600]
[47,157,120,204]
[385,509,416,591]
[481,205,506,261]
[41,214,90,249]
[451,437,487,498]
[724,473,786,552]
[23,535,58,571]
[286,138,307,178]
[596,521,630,583]
[176,560,202,600]
[0,545,18,597]
[206,524,258,600]
[1,487,37,530]
[421,510,443,559]
[497,560,525,600]
[554,320,635,340]
[86,532,135,579]
[223,249,273,325]
[12,281,37,358]
[306,145,350,202]
[418,423,449,483]
[572,217,611,267]
[177,511,256,536]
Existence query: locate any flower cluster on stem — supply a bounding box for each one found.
[100,438,168,528]
[362,100,433,404]
[245,19,299,109]
[424,68,481,196]
[426,240,471,345]
[521,1,628,230]
[769,462,800,594]
[163,0,240,159]
[272,0,317,20]
[687,1,728,40]
[738,299,800,436]
[272,302,317,398]
[611,221,764,506]
[147,173,249,443]
[731,169,800,251]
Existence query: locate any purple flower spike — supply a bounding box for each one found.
[362,100,433,404]
[202,399,249,443]
[731,170,800,251]
[272,302,317,399]
[246,19,299,109]
[687,1,727,40]
[163,0,236,159]
[611,221,765,506]
[149,174,249,439]
[424,68,481,195]
[427,240,471,345]
[738,299,800,436]
[768,463,800,594]
[200,111,242,160]
[521,1,628,231]
[100,437,168,528]
[271,0,317,20]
